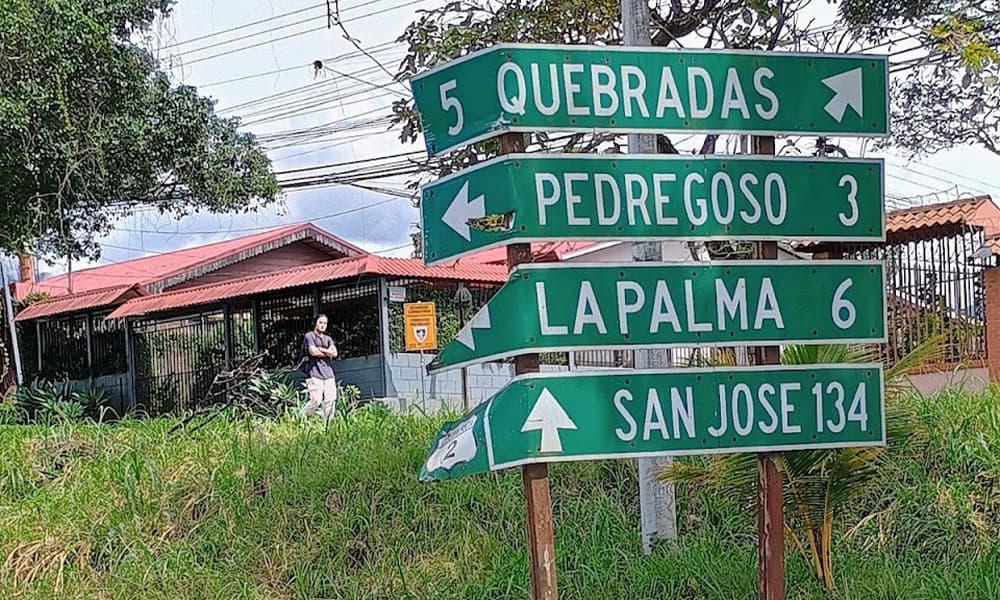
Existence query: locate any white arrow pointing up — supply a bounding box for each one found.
[821,67,863,123]
[521,388,577,453]
[454,305,491,350]
[442,181,485,242]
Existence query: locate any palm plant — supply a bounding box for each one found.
[659,337,944,589]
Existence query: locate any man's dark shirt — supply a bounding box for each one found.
[302,331,336,380]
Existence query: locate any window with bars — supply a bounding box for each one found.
[133,312,226,415]
[258,292,314,370]
[229,302,255,363]
[91,313,127,378]
[36,315,89,380]
[319,280,380,358]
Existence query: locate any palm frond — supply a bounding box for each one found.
[659,338,948,589]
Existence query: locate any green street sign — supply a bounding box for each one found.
[411,44,889,156]
[421,154,884,265]
[428,261,885,374]
[421,364,885,481]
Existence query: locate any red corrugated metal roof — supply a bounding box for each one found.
[15,285,145,322]
[12,223,366,301]
[107,256,508,320]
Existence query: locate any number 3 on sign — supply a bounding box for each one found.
[832,278,856,329]
[838,174,859,227]
[439,79,464,136]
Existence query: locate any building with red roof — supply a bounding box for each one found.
[5,223,519,415]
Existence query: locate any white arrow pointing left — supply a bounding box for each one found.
[521,388,577,453]
[454,305,491,351]
[442,181,485,242]
[821,67,863,123]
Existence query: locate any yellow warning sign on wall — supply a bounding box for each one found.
[404,301,438,351]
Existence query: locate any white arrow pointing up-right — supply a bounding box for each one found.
[442,181,485,242]
[821,67,863,123]
[521,388,577,453]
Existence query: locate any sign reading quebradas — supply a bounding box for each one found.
[411,44,888,156]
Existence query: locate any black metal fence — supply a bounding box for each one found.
[16,275,507,415]
[847,228,987,367]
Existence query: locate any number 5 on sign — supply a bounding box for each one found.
[440,80,463,136]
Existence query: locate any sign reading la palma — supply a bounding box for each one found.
[429,261,885,373]
[412,44,888,155]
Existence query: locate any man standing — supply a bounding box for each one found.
[301,314,338,419]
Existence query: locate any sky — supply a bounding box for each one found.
[37,0,1000,277]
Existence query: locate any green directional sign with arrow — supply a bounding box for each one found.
[411,44,889,156]
[428,261,885,374]
[420,364,885,481]
[420,154,884,265]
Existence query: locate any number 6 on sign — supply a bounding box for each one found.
[832,278,856,329]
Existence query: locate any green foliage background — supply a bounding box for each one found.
[0,0,279,259]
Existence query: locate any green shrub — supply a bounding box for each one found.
[12,380,112,424]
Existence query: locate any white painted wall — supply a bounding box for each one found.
[563,241,805,264]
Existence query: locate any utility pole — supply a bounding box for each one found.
[0,260,23,385]
[621,0,678,554]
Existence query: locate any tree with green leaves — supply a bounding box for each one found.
[832,1,999,156]
[392,0,1000,169]
[0,0,279,261]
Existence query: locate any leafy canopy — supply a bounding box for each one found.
[0,0,280,260]
[837,0,1000,157]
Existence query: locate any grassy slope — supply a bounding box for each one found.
[0,390,997,600]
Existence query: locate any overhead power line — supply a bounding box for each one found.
[198,42,399,88]
[160,2,327,49]
[168,0,431,66]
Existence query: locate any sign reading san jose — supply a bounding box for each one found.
[412,44,888,156]
[421,365,885,481]
[428,261,885,373]
[421,154,884,264]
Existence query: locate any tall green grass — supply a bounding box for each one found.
[0,389,997,599]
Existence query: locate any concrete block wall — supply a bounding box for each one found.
[383,352,567,413]
[335,354,385,398]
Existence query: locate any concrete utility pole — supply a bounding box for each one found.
[0,261,23,385]
[621,0,678,554]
